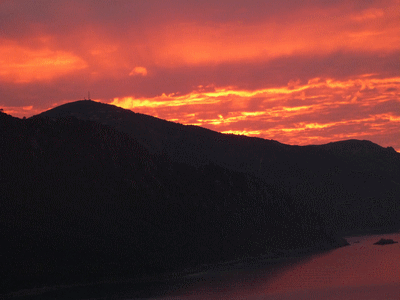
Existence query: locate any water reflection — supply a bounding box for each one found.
[145,233,399,300]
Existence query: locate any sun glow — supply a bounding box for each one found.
[109,74,400,149]
[1,0,399,151]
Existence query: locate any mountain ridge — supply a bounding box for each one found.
[36,100,400,179]
[1,100,399,295]
[37,100,400,233]
[1,107,341,295]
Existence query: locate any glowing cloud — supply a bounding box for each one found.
[0,40,87,83]
[110,74,400,150]
[146,3,400,66]
[129,67,148,76]
[0,0,399,151]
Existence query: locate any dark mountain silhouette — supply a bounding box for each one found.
[38,100,400,233]
[1,108,341,295]
[1,99,399,295]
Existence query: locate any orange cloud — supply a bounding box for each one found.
[110,74,400,150]
[351,8,385,21]
[129,67,148,76]
[0,40,87,83]
[1,0,399,152]
[144,3,399,66]
[1,1,399,74]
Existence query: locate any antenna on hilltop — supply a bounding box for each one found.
[88,91,91,100]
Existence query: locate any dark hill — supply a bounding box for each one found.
[0,109,338,295]
[38,100,400,233]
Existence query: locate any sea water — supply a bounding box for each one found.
[142,232,400,300]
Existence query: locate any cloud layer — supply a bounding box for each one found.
[1,0,399,150]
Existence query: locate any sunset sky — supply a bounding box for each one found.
[1,0,399,150]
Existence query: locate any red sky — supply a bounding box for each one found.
[1,0,399,150]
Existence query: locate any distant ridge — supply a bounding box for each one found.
[37,100,399,177]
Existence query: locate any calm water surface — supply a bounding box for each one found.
[135,232,400,300]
